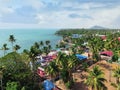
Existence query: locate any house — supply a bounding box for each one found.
[72,34,82,38]
[76,54,88,61]
[96,34,107,41]
[43,80,55,90]
[118,37,120,41]
[100,51,113,60]
[37,67,46,77]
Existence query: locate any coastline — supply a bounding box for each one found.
[0,29,62,57]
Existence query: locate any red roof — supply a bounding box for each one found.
[100,51,113,57]
[101,35,106,40]
[51,55,57,59]
[37,67,45,77]
[118,37,120,41]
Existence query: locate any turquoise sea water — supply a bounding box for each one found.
[0,28,62,56]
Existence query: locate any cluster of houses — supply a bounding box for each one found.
[72,33,120,41]
[36,49,70,78]
[96,34,120,41]
[37,33,120,90]
[36,51,57,78]
[36,47,116,78]
[37,48,117,89]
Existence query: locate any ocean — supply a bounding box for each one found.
[0,28,62,56]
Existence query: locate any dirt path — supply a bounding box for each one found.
[55,60,118,90]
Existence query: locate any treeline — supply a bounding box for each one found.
[55,28,119,36]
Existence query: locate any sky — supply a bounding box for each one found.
[0,0,120,29]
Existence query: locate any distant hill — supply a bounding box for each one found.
[90,25,107,29]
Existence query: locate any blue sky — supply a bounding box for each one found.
[0,0,120,28]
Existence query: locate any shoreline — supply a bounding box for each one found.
[0,29,62,57]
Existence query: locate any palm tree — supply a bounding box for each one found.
[39,41,44,49]
[45,52,77,86]
[45,40,50,46]
[9,35,16,51]
[56,53,77,84]
[85,65,107,90]
[55,52,66,69]
[13,44,21,52]
[113,67,120,84]
[43,46,50,55]
[34,42,39,49]
[56,44,59,49]
[48,45,52,50]
[88,36,102,62]
[45,61,59,78]
[1,43,9,56]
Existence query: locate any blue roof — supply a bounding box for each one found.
[43,80,55,90]
[76,54,87,60]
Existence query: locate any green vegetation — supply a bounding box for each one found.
[111,82,120,90]
[9,35,16,51]
[85,66,107,90]
[6,82,19,90]
[111,67,120,90]
[113,67,120,84]
[45,53,79,89]
[55,29,115,36]
[0,52,34,90]
[1,44,9,56]
[56,29,120,59]
[55,29,120,89]
[0,29,120,90]
[0,35,53,90]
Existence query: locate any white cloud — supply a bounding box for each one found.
[0,7,14,19]
[26,0,45,10]
[0,7,14,14]
[35,10,90,28]
[88,6,120,28]
[0,0,15,17]
[0,0,45,12]
[35,5,120,28]
[61,2,108,10]
[35,14,46,24]
[0,0,120,28]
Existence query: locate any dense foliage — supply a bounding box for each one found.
[55,29,117,36]
[0,29,120,90]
